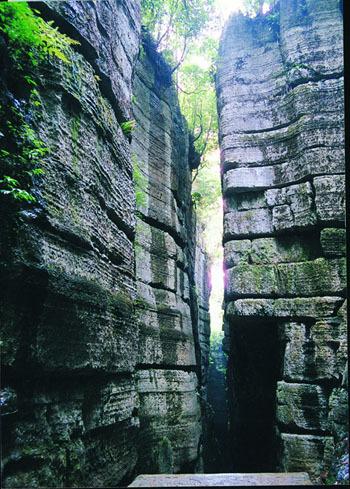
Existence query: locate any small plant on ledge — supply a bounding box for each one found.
[120,119,136,136]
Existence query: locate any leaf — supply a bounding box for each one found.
[120,120,136,136]
[28,168,45,176]
[1,175,20,187]
[11,188,36,202]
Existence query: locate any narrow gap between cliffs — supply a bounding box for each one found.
[138,0,288,479]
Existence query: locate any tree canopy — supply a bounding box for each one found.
[141,0,219,169]
[141,0,215,52]
[140,0,277,267]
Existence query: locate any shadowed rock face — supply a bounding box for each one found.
[217,0,347,482]
[0,2,210,487]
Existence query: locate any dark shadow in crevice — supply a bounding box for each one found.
[227,318,281,472]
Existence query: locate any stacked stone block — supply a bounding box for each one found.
[217,0,347,480]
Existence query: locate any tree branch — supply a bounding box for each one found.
[176,85,206,96]
[192,167,200,183]
[171,36,188,73]
[156,8,175,48]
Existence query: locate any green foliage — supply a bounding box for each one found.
[241,0,276,17]
[192,151,222,256]
[0,100,49,204]
[210,330,223,350]
[192,163,221,219]
[132,154,147,209]
[0,2,79,204]
[241,0,265,16]
[209,330,227,374]
[141,0,214,53]
[191,191,203,206]
[120,119,136,136]
[179,37,218,158]
[142,1,218,167]
[0,1,79,70]
[0,180,36,202]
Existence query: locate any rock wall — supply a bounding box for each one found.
[194,222,211,398]
[0,2,210,487]
[217,0,347,481]
[131,35,210,475]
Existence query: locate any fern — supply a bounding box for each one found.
[0,2,79,204]
[0,2,79,69]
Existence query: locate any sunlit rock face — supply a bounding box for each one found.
[217,0,346,481]
[0,1,210,487]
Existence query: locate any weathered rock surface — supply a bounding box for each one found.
[1,2,210,487]
[226,297,343,321]
[277,382,328,433]
[194,224,211,389]
[225,258,346,299]
[224,236,317,268]
[218,0,346,480]
[129,472,313,486]
[1,2,140,485]
[279,434,334,481]
[131,36,210,475]
[136,370,201,474]
[320,228,347,257]
[280,310,347,384]
[43,0,141,121]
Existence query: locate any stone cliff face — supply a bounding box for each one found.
[0,1,210,487]
[217,0,347,481]
[131,35,210,474]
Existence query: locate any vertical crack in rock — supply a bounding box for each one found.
[217,0,347,482]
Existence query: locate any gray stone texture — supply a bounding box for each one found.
[136,370,201,474]
[320,228,347,257]
[225,258,346,299]
[44,0,141,120]
[131,42,210,476]
[218,0,346,480]
[280,312,347,383]
[129,472,312,486]
[279,434,334,482]
[1,2,141,483]
[277,381,328,432]
[1,2,210,487]
[226,297,344,320]
[194,224,211,387]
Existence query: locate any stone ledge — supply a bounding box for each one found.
[226,296,344,319]
[129,472,312,486]
[225,258,346,299]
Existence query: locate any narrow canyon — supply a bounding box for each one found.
[0,0,347,487]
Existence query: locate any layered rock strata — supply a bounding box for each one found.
[0,1,210,487]
[217,0,347,481]
[131,35,210,475]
